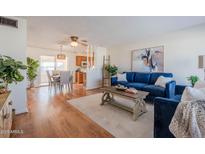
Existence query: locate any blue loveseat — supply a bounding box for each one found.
[111,72,176,101]
[154,85,186,138]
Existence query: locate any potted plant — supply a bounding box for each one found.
[0,55,27,92]
[27,57,39,88]
[105,64,118,76]
[187,75,199,87]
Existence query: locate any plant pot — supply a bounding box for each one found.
[29,80,35,88]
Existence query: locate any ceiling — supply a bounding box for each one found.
[27,16,205,50]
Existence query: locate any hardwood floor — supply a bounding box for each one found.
[11,84,113,138]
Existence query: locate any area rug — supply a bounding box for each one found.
[68,93,154,138]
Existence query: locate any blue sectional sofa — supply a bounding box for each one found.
[111,72,176,101]
[154,85,186,138]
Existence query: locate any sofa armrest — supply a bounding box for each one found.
[175,85,186,95]
[165,80,176,98]
[111,76,118,86]
[154,97,180,138]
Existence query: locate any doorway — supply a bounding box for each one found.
[39,55,68,85]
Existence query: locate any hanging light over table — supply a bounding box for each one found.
[57,45,66,60]
[70,36,78,47]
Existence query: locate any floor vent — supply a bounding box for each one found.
[0,16,18,28]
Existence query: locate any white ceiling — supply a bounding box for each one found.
[27,16,205,50]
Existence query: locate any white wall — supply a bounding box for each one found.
[0,17,27,114]
[27,46,87,86]
[110,23,205,85]
[86,46,107,89]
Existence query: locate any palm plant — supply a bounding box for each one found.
[27,57,39,88]
[0,55,27,90]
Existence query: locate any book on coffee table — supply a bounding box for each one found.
[125,88,138,94]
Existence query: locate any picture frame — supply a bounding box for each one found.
[131,45,164,72]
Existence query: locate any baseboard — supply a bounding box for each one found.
[15,107,28,115]
[86,86,101,90]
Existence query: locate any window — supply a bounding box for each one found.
[40,56,67,84]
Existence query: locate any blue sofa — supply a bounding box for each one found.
[111,72,176,101]
[154,85,186,138]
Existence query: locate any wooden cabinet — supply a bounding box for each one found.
[81,56,87,61]
[0,92,13,138]
[76,56,94,67]
[76,56,82,66]
[75,72,86,84]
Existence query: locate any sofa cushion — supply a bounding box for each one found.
[133,72,150,84]
[143,85,165,97]
[181,87,205,102]
[126,72,135,82]
[127,82,148,90]
[117,73,127,82]
[149,73,173,84]
[155,76,173,88]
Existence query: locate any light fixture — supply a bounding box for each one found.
[70,41,78,47]
[57,45,66,60]
[198,55,205,80]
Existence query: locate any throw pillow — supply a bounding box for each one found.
[181,87,205,102]
[194,80,205,89]
[117,73,127,82]
[155,76,173,88]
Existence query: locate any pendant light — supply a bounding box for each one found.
[70,36,78,47]
[57,45,66,60]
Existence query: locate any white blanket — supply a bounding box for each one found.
[169,100,205,138]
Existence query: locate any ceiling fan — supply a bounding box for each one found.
[69,36,88,47]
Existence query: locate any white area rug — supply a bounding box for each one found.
[68,93,154,138]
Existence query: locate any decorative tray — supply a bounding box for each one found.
[115,85,128,91]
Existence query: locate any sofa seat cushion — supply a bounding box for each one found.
[143,85,165,97]
[134,72,150,84]
[127,82,148,90]
[116,81,129,87]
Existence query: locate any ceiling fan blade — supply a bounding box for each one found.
[57,40,69,45]
[78,41,88,46]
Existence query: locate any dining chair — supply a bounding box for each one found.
[60,71,73,92]
[46,70,60,87]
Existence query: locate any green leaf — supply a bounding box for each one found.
[0,54,27,85]
[26,57,39,81]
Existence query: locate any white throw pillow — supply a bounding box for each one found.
[194,80,205,89]
[117,73,127,82]
[181,87,205,102]
[155,76,173,88]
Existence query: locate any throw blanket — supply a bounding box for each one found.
[169,100,205,138]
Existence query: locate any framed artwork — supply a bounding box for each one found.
[131,46,164,72]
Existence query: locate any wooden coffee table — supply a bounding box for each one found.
[100,87,149,121]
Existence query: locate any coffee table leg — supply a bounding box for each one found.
[133,98,147,121]
[101,92,113,105]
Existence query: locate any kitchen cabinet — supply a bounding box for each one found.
[76,56,94,67]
